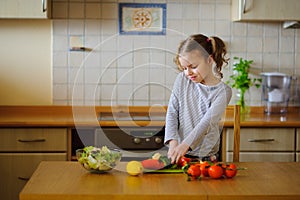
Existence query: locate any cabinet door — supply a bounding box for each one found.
[232,0,300,21]
[0,153,66,200]
[0,0,51,18]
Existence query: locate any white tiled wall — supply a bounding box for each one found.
[52,0,300,106]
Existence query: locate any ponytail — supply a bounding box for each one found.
[209,36,229,79]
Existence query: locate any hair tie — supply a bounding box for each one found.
[209,37,216,53]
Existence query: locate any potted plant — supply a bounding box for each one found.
[227,57,262,113]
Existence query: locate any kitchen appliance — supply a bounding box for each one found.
[94,126,167,160]
[261,72,292,114]
[72,126,167,161]
[72,107,168,161]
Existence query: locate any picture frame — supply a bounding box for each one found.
[119,3,167,35]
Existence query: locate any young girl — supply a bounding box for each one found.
[164,34,232,163]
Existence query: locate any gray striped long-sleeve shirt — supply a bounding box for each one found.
[164,72,232,158]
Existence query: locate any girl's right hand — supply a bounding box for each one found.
[167,140,178,163]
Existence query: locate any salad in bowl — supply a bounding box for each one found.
[76,146,122,173]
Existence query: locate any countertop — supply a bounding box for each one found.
[0,105,300,128]
[20,161,300,200]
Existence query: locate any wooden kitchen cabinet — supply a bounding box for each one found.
[225,128,295,162]
[232,0,300,21]
[0,0,51,19]
[0,128,67,200]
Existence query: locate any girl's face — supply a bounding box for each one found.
[179,50,214,84]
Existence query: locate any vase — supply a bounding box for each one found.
[235,89,250,115]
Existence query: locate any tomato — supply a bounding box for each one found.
[224,163,237,178]
[199,161,211,177]
[218,163,227,175]
[208,165,223,179]
[187,165,201,178]
[177,156,191,167]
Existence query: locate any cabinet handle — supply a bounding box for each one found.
[18,177,30,181]
[42,0,47,12]
[248,139,275,142]
[17,139,46,143]
[242,0,251,14]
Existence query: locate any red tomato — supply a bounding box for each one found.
[177,156,191,167]
[199,161,210,177]
[224,163,237,178]
[218,163,227,175]
[187,165,201,178]
[208,165,223,179]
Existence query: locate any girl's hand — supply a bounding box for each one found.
[167,140,178,160]
[168,142,189,164]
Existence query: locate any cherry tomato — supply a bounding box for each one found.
[218,163,227,175]
[177,156,191,167]
[187,165,201,178]
[208,165,223,179]
[224,163,237,178]
[199,161,211,177]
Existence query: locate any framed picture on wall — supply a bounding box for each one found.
[119,3,166,35]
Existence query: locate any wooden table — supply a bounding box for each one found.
[20,161,300,200]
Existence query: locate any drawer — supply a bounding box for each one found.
[0,153,66,200]
[0,128,67,152]
[226,128,295,151]
[226,152,295,162]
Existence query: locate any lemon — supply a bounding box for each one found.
[126,161,143,176]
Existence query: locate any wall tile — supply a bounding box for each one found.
[182,3,199,19]
[280,36,295,53]
[52,0,300,106]
[53,68,68,84]
[101,68,117,84]
[216,3,230,20]
[118,85,133,100]
[53,52,68,67]
[263,37,279,53]
[53,84,68,100]
[183,19,199,35]
[52,20,68,35]
[69,20,85,35]
[52,2,68,19]
[215,20,231,37]
[101,3,118,19]
[53,36,69,51]
[84,52,101,68]
[166,3,182,20]
[200,3,215,20]
[85,20,101,35]
[133,85,149,101]
[69,3,85,19]
[247,37,263,53]
[86,3,101,19]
